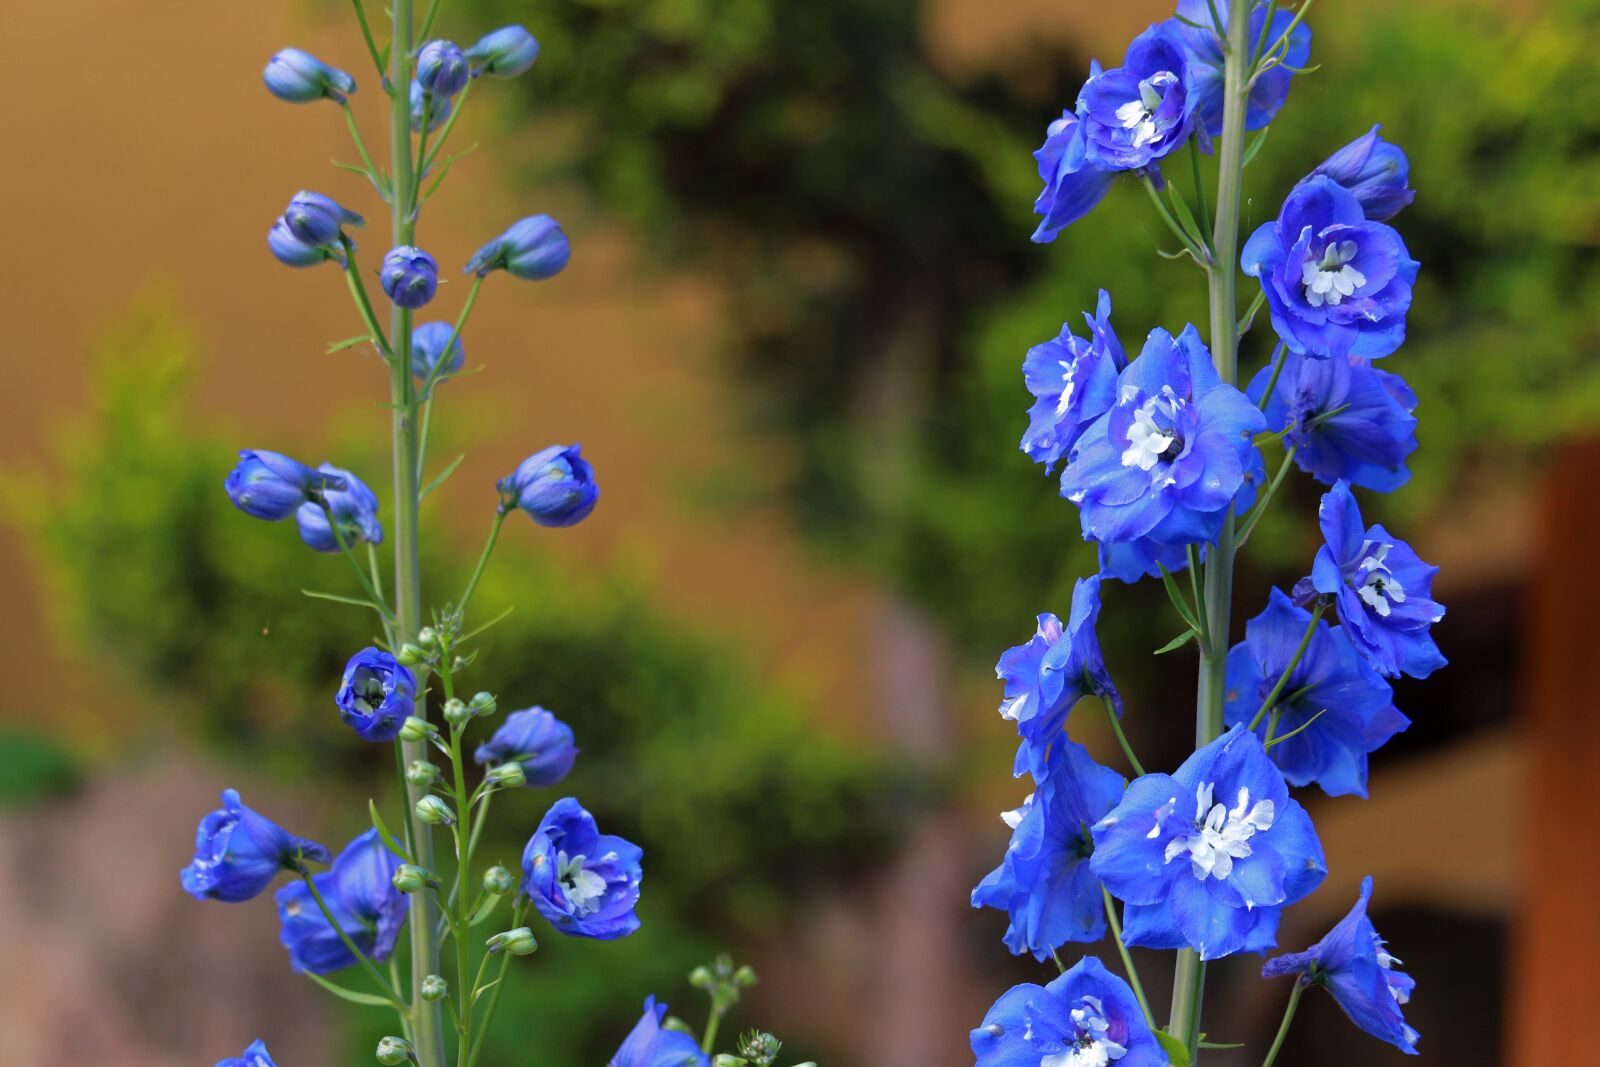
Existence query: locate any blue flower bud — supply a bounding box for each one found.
[1307,125,1415,222]
[464,215,570,280]
[335,647,417,742]
[225,449,345,520]
[295,463,383,553]
[381,246,439,308]
[499,444,598,526]
[409,80,452,133]
[464,26,539,78]
[269,218,345,269]
[417,40,470,98]
[264,48,356,104]
[284,191,363,248]
[181,789,330,903]
[216,1039,281,1067]
[474,707,578,787]
[411,321,465,380]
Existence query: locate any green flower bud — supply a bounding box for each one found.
[396,643,429,667]
[398,715,432,742]
[406,760,441,787]
[734,964,759,987]
[420,974,449,1001]
[417,626,439,649]
[712,1056,746,1067]
[737,1031,781,1067]
[415,795,455,825]
[452,655,470,672]
[485,762,526,788]
[375,1036,415,1065]
[469,691,497,716]
[393,863,435,894]
[688,965,713,989]
[486,926,538,956]
[442,697,471,726]
[482,864,514,894]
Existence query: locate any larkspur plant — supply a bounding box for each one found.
[186,5,808,1067]
[977,3,1435,1065]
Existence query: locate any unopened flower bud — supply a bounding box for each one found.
[442,698,471,726]
[486,926,538,955]
[712,1056,745,1067]
[688,965,713,989]
[381,246,439,309]
[375,1035,414,1065]
[392,864,435,894]
[464,26,539,78]
[464,215,570,281]
[485,762,527,788]
[396,642,429,666]
[497,445,597,527]
[482,865,514,894]
[417,40,470,98]
[269,218,344,269]
[264,48,356,105]
[398,716,432,742]
[738,1031,781,1066]
[734,964,759,987]
[408,80,452,133]
[469,691,497,716]
[284,190,362,248]
[420,974,449,1001]
[406,759,441,787]
[415,795,455,825]
[417,625,439,648]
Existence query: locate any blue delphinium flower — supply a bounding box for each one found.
[1171,1,1311,138]
[409,80,452,133]
[1249,350,1418,493]
[465,26,540,78]
[417,40,470,98]
[295,463,383,553]
[1262,876,1419,1054]
[269,217,345,269]
[263,48,355,104]
[971,740,1125,959]
[500,444,599,527]
[1305,126,1414,222]
[1021,290,1127,472]
[1301,481,1445,679]
[1242,177,1419,360]
[474,707,578,788]
[1091,725,1326,960]
[411,321,465,381]
[275,829,407,974]
[225,449,345,520]
[465,215,571,281]
[1061,325,1266,548]
[215,1039,279,1067]
[972,957,1166,1067]
[609,996,710,1067]
[1224,588,1409,797]
[381,246,439,308]
[522,797,643,940]
[1078,25,1197,171]
[181,789,330,902]
[335,647,417,742]
[284,191,363,249]
[996,576,1122,781]
[1095,448,1265,583]
[1031,108,1117,242]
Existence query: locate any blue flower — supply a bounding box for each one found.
[1090,725,1326,960]
[972,957,1165,1067]
[1031,108,1117,242]
[1224,588,1409,797]
[1249,351,1418,492]
[215,1039,279,1067]
[283,191,363,249]
[1262,876,1419,1054]
[971,741,1125,959]
[269,218,345,269]
[1302,482,1445,679]
[417,40,470,98]
[381,246,439,309]
[409,80,452,133]
[295,463,383,553]
[1078,25,1197,171]
[465,26,540,78]
[609,997,710,1067]
[263,48,355,104]
[500,444,599,527]
[464,215,571,281]
[181,789,330,903]
[474,707,578,788]
[1242,177,1419,360]
[335,648,417,742]
[411,321,465,381]
[1305,126,1414,222]
[1021,290,1127,472]
[522,797,643,940]
[1171,1,1311,138]
[1061,325,1266,548]
[275,829,407,974]
[225,449,345,521]
[1097,536,1194,584]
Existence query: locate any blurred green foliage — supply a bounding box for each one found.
[0,729,79,809]
[3,302,893,1062]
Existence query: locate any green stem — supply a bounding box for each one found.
[1260,982,1304,1067]
[1187,138,1212,236]
[300,871,408,1009]
[1102,886,1155,1029]
[341,103,388,200]
[1255,341,1287,410]
[459,509,507,612]
[1142,176,1208,264]
[342,247,394,360]
[1169,1,1251,1059]
[1186,544,1210,651]
[465,899,527,1067]
[418,0,445,43]
[1102,696,1145,778]
[701,1005,728,1056]
[420,274,485,400]
[422,79,473,174]
[348,0,388,82]
[1248,602,1325,732]
[1236,444,1298,548]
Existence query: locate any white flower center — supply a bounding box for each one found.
[555,850,608,915]
[1120,386,1183,471]
[1038,996,1128,1067]
[1163,782,1275,886]
[1301,240,1366,307]
[1354,540,1406,618]
[1113,72,1177,149]
[1054,358,1079,417]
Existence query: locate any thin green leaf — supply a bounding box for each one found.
[457,605,514,644]
[1267,708,1327,748]
[1242,127,1271,168]
[326,334,375,354]
[472,977,503,1005]
[1153,1029,1192,1067]
[1165,184,1208,255]
[1154,629,1199,655]
[421,453,466,500]
[302,588,381,609]
[468,893,504,928]
[1157,563,1202,632]
[304,970,396,1008]
[368,799,414,863]
[1198,1042,1246,1050]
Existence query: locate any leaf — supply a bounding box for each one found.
[1154,629,1199,655]
[302,588,380,609]
[304,970,395,1008]
[1165,186,1208,254]
[368,798,414,863]
[1157,564,1202,632]
[421,453,466,500]
[472,977,503,1005]
[326,334,375,354]
[1267,708,1327,748]
[1242,127,1271,168]
[468,893,504,928]
[457,605,514,644]
[1153,1029,1192,1067]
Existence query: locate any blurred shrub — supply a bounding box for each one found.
[0,729,79,809]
